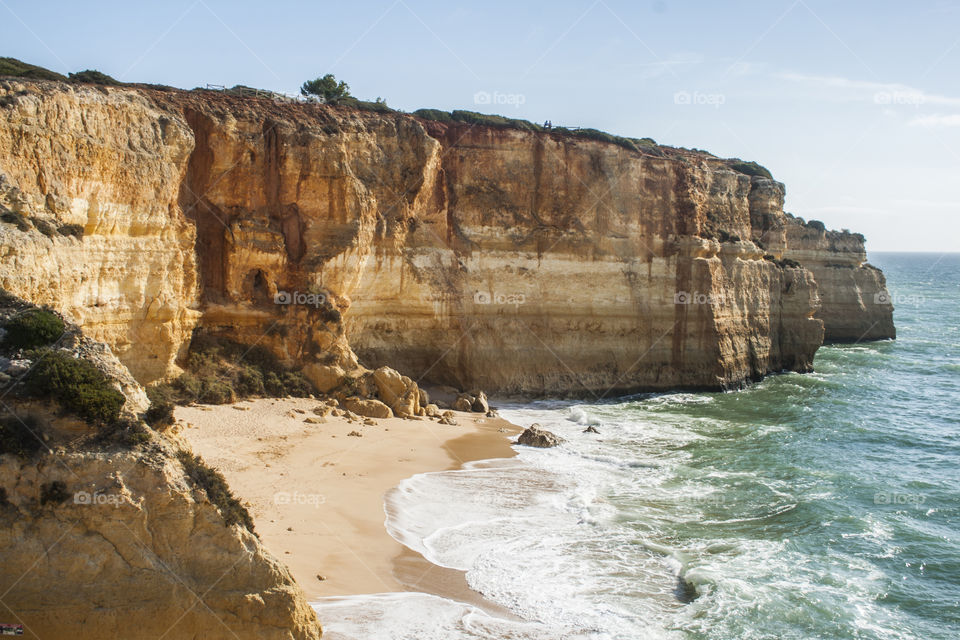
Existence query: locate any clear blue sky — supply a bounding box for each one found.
[4,0,959,252]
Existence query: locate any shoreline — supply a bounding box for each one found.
[175,396,522,602]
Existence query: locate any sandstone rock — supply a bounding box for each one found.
[392,387,420,418]
[453,395,474,412]
[301,363,345,394]
[517,424,565,448]
[583,425,600,434]
[0,450,321,639]
[312,405,334,418]
[418,387,430,407]
[372,366,406,405]
[471,391,489,413]
[424,403,441,417]
[341,396,393,419]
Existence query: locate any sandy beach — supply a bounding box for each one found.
[175,397,521,601]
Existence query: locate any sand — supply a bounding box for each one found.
[175,397,520,601]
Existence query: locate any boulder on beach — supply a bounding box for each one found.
[471,391,489,413]
[453,394,473,412]
[342,396,393,419]
[516,424,564,448]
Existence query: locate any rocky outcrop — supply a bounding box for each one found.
[517,424,564,448]
[746,182,894,342]
[0,295,321,639]
[0,450,321,640]
[0,79,893,397]
[781,217,894,341]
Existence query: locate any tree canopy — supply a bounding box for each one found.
[300,74,351,103]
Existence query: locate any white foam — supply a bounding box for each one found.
[311,592,573,640]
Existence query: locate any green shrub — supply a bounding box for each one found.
[24,350,124,424]
[68,69,121,86]
[57,223,85,239]
[0,57,67,81]
[40,480,70,505]
[264,371,284,397]
[3,310,65,350]
[572,128,638,151]
[0,414,47,457]
[281,371,313,397]
[234,365,265,396]
[198,380,235,404]
[96,418,152,448]
[413,108,453,122]
[143,384,176,427]
[345,97,394,113]
[729,160,773,179]
[806,219,826,232]
[177,450,254,532]
[450,110,542,131]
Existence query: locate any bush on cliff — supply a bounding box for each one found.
[24,350,125,425]
[729,160,773,179]
[68,69,122,86]
[177,450,255,532]
[0,414,48,458]
[301,73,351,104]
[3,309,65,350]
[0,57,67,81]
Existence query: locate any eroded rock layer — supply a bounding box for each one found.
[0,80,894,394]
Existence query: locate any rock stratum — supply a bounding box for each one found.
[0,79,894,397]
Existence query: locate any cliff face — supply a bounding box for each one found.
[782,220,894,341]
[0,80,199,384]
[0,451,321,640]
[0,80,893,394]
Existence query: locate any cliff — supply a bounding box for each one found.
[0,297,321,639]
[0,78,893,396]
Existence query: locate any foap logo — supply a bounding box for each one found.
[74,491,124,507]
[274,491,326,507]
[474,90,526,108]
[873,91,924,107]
[674,291,724,305]
[474,291,526,307]
[274,291,327,307]
[873,291,923,306]
[674,90,725,108]
[874,491,926,507]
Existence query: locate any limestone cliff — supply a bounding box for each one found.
[781,216,894,341]
[1,450,321,639]
[0,79,893,396]
[0,297,321,639]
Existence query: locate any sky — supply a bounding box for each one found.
[3,0,959,252]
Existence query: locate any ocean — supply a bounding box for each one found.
[314,252,960,639]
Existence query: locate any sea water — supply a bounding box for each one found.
[314,252,960,639]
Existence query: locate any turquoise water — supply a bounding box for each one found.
[316,253,960,639]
